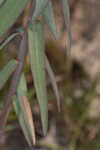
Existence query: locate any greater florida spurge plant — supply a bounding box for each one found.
[0,0,71,146]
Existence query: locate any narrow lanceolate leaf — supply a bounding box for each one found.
[17,73,27,96]
[0,0,28,37]
[13,74,36,146]
[45,56,60,111]
[13,96,32,146]
[0,59,18,90]
[28,22,48,136]
[18,95,36,145]
[42,1,58,40]
[18,74,36,145]
[0,32,19,50]
[61,0,71,56]
[32,0,48,21]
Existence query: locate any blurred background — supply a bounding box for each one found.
[0,0,100,150]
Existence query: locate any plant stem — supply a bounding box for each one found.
[0,30,28,132]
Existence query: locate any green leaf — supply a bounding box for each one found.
[13,96,32,146]
[13,74,36,146]
[0,59,18,90]
[45,56,60,111]
[0,0,28,37]
[17,73,27,96]
[42,1,58,40]
[18,74,36,145]
[28,21,48,136]
[61,0,71,56]
[32,0,48,21]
